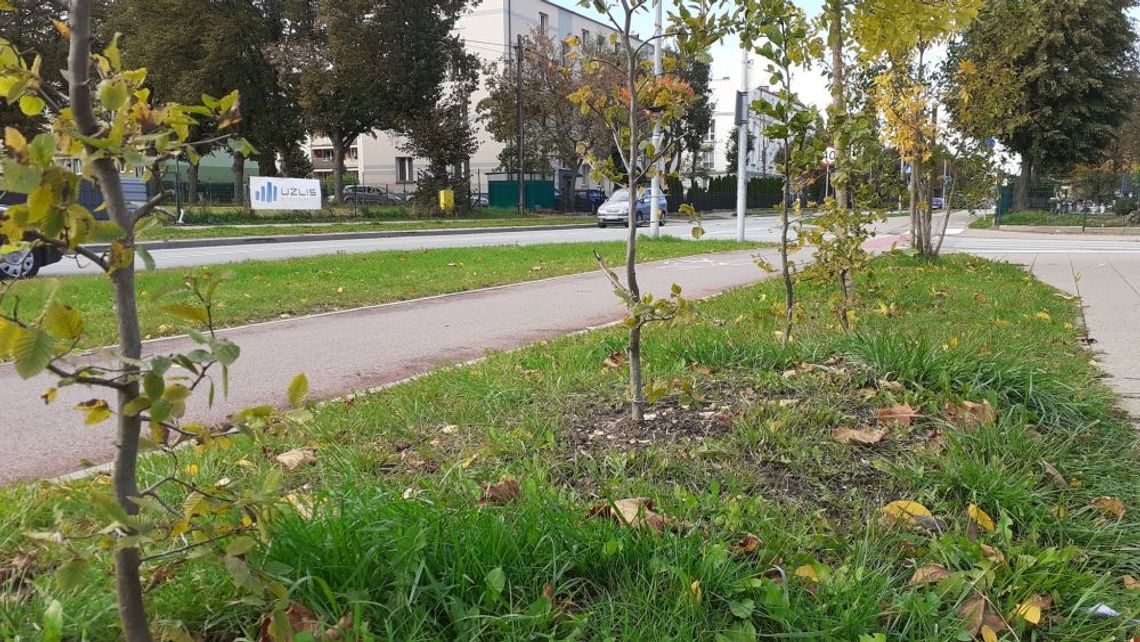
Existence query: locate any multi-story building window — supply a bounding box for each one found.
[539,12,548,32]
[396,157,415,183]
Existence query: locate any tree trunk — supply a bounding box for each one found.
[331,131,345,206]
[1015,155,1031,212]
[231,151,245,205]
[258,148,278,177]
[68,2,152,639]
[828,0,847,210]
[780,134,794,347]
[623,16,644,422]
[187,162,199,206]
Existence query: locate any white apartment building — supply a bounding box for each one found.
[305,0,628,194]
[699,73,784,180]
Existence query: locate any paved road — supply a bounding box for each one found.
[40,217,792,276]
[3,245,793,485]
[10,214,1137,485]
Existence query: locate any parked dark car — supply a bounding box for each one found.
[574,189,607,214]
[331,184,402,205]
[1,177,149,279]
[596,188,669,227]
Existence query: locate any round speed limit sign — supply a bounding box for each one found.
[822,146,837,167]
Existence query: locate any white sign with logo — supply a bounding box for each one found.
[249,176,323,210]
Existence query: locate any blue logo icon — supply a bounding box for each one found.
[254,182,279,203]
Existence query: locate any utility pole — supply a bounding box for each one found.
[735,50,749,242]
[516,34,525,213]
[649,0,663,238]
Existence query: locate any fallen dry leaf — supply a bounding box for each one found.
[877,403,918,427]
[832,425,889,446]
[1040,460,1070,490]
[794,564,819,581]
[960,595,1007,639]
[603,351,627,369]
[731,533,762,556]
[1015,594,1052,625]
[1123,575,1139,590]
[478,478,521,506]
[275,447,316,471]
[588,498,682,533]
[968,504,996,534]
[1093,496,1125,519]
[909,563,951,587]
[877,378,904,392]
[259,602,322,642]
[980,544,1005,565]
[882,500,933,527]
[945,400,996,429]
[689,363,714,375]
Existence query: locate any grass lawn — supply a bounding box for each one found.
[3,253,1137,639]
[2,237,760,352]
[138,216,590,241]
[970,210,1134,229]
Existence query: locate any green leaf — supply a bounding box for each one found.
[55,558,90,592]
[485,566,506,595]
[18,93,44,116]
[28,133,55,166]
[97,79,128,111]
[2,160,43,194]
[136,246,155,271]
[729,598,755,619]
[13,327,55,378]
[286,373,309,408]
[44,300,85,340]
[143,371,164,400]
[42,600,63,642]
[225,536,258,557]
[161,304,209,325]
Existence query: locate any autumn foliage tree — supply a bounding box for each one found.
[854,0,979,256]
[567,0,728,421]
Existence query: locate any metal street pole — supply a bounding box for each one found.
[516,34,525,213]
[735,50,749,242]
[649,0,664,238]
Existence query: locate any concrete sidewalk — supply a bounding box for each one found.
[0,247,782,485]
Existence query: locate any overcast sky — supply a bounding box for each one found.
[549,0,1139,116]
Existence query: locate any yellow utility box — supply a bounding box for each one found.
[439,189,455,214]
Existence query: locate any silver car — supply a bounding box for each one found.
[596,188,669,228]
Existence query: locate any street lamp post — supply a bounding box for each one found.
[649,0,664,238]
[735,51,749,242]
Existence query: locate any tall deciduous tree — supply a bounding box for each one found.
[276,0,474,204]
[854,0,979,256]
[479,26,617,207]
[947,0,1137,211]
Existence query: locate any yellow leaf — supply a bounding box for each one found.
[968,504,996,533]
[882,500,933,526]
[1017,604,1041,625]
[75,399,112,425]
[1035,311,1052,321]
[980,625,998,642]
[794,565,818,581]
[41,387,57,405]
[689,579,702,602]
[1016,594,1051,625]
[184,463,199,476]
[4,127,27,154]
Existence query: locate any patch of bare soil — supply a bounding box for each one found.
[563,400,736,454]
